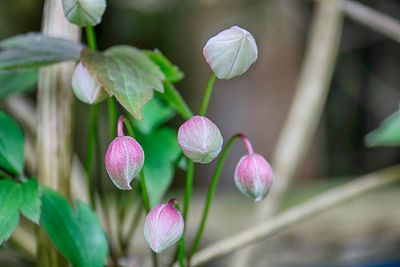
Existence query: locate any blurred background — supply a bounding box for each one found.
[0,0,399,266]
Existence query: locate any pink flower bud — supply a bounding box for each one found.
[177,115,223,164]
[234,135,273,202]
[105,116,144,190]
[144,200,184,253]
[203,26,258,79]
[72,61,108,104]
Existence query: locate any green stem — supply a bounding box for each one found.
[189,134,241,259]
[107,97,118,138]
[199,73,216,116]
[182,160,194,221]
[85,26,97,51]
[84,104,100,209]
[83,26,99,209]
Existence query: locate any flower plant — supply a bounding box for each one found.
[0,1,273,266]
[0,1,398,267]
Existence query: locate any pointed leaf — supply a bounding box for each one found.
[41,188,108,267]
[0,33,83,70]
[19,179,41,224]
[0,111,24,175]
[0,180,22,244]
[138,128,181,207]
[365,111,400,147]
[82,46,165,120]
[62,0,106,27]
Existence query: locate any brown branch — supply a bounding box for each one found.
[184,165,400,266]
[343,0,400,43]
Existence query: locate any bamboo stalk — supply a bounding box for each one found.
[36,0,80,266]
[182,165,400,266]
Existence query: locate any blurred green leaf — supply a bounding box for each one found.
[0,111,24,175]
[146,49,184,83]
[19,179,40,224]
[0,70,37,99]
[138,128,181,207]
[0,178,40,245]
[62,0,106,27]
[135,98,174,134]
[41,188,108,267]
[0,33,83,70]
[82,46,164,120]
[365,110,400,147]
[159,82,193,119]
[0,180,22,244]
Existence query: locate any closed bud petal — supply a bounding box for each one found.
[144,200,184,253]
[203,26,258,79]
[105,116,144,190]
[72,61,108,104]
[178,116,223,164]
[234,153,273,202]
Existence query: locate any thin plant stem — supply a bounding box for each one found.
[182,160,194,221]
[84,103,99,209]
[189,135,241,259]
[85,26,97,51]
[84,26,99,209]
[199,73,216,116]
[108,97,118,138]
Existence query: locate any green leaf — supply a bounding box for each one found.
[146,50,184,83]
[138,128,181,207]
[0,111,24,175]
[82,46,165,120]
[365,111,400,147]
[62,0,106,27]
[0,180,22,244]
[135,97,175,134]
[158,82,193,119]
[41,188,108,267]
[0,33,83,70]
[19,179,41,224]
[0,70,37,99]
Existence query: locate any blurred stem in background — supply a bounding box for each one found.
[84,26,99,210]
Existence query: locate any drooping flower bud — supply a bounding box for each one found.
[234,135,273,202]
[177,115,223,164]
[203,26,258,80]
[72,61,108,104]
[105,116,144,190]
[144,200,184,253]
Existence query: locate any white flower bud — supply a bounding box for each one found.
[203,26,258,79]
[72,61,108,104]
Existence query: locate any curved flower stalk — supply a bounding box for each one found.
[177,115,223,164]
[234,136,273,202]
[71,61,108,104]
[105,116,144,190]
[144,200,184,253]
[203,26,258,79]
